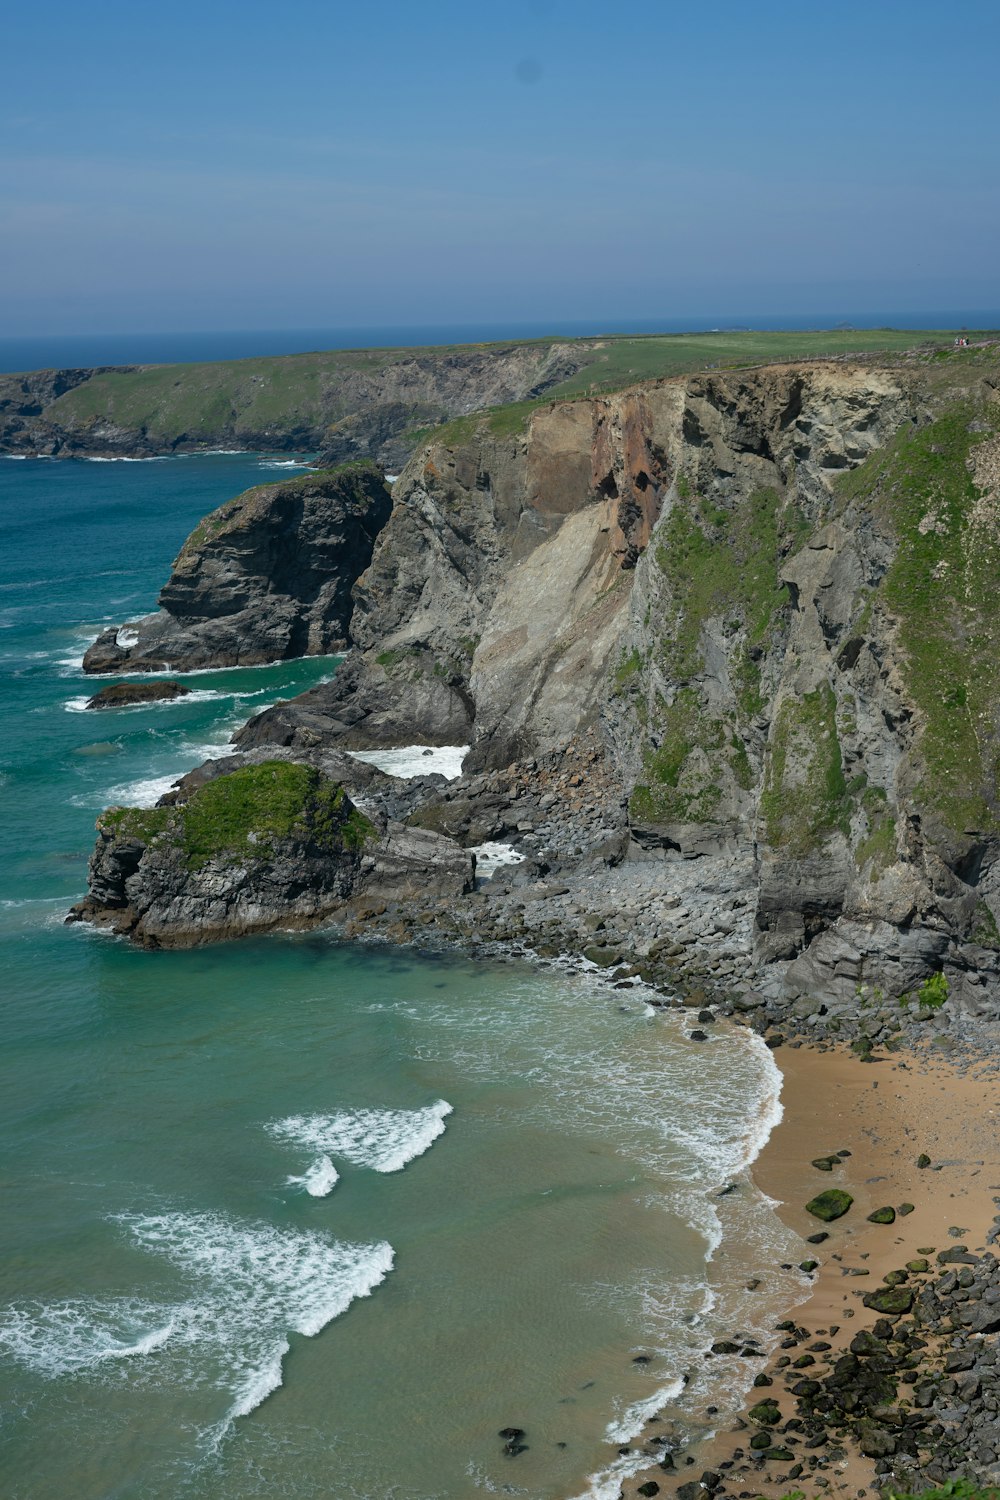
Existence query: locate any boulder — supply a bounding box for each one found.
[85,680,190,708]
[805,1189,854,1222]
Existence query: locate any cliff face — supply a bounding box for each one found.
[0,342,588,463]
[236,356,1000,1009]
[83,462,392,673]
[74,350,1000,1013]
[235,392,670,760]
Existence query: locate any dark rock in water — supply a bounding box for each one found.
[690,1029,709,1042]
[868,1206,896,1225]
[632,1354,651,1364]
[498,1427,526,1440]
[503,1440,528,1456]
[711,1340,741,1355]
[67,758,473,947]
[765,1033,785,1049]
[85,680,190,709]
[916,1153,932,1169]
[799,1259,820,1272]
[897,1202,915,1216]
[805,1189,854,1222]
[753,1374,773,1387]
[637,1482,660,1497]
[807,1232,829,1244]
[83,463,392,673]
[811,1156,839,1172]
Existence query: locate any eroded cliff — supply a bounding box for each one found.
[230,354,1000,1011]
[76,349,1000,1023]
[84,461,392,673]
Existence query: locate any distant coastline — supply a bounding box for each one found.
[2,310,1000,375]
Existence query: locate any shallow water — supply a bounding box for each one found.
[0,456,803,1500]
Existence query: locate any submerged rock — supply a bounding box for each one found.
[85,680,190,708]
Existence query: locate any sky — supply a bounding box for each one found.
[1,0,998,335]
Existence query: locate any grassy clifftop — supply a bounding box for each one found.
[6,328,993,460]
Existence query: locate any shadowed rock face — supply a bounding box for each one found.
[83,462,392,673]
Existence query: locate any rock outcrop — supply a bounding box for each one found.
[83,462,392,673]
[75,347,1000,1011]
[235,392,668,761]
[85,681,190,708]
[68,758,473,947]
[230,354,1000,1010]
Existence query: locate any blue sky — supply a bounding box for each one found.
[2,0,997,333]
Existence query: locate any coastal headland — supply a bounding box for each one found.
[64,329,1000,1496]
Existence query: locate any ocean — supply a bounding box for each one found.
[3,311,1000,373]
[0,452,804,1500]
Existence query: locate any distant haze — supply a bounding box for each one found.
[1,0,997,336]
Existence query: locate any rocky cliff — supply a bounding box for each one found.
[0,341,589,463]
[228,352,1000,1016]
[83,461,392,672]
[75,349,1000,1026]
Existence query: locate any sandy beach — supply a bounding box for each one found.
[618,1031,1000,1500]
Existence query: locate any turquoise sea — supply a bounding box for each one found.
[0,454,803,1500]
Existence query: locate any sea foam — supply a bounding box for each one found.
[346,745,468,780]
[286,1155,340,1197]
[1,1210,394,1440]
[268,1099,453,1174]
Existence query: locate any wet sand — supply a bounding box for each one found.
[617,1035,1000,1500]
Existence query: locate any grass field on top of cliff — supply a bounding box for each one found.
[38,328,991,447]
[541,327,996,398]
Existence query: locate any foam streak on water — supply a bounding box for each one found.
[268,1099,453,1174]
[0,1212,394,1444]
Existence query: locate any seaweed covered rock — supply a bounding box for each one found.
[806,1188,854,1222]
[68,759,472,946]
[83,463,392,673]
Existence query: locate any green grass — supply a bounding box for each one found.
[100,762,374,870]
[37,329,992,454]
[838,401,1000,833]
[539,327,992,399]
[101,806,173,842]
[760,684,852,855]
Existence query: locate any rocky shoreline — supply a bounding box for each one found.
[65,346,1000,1495]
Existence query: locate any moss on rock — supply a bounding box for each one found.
[760,682,851,855]
[100,762,374,872]
[805,1188,854,1221]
